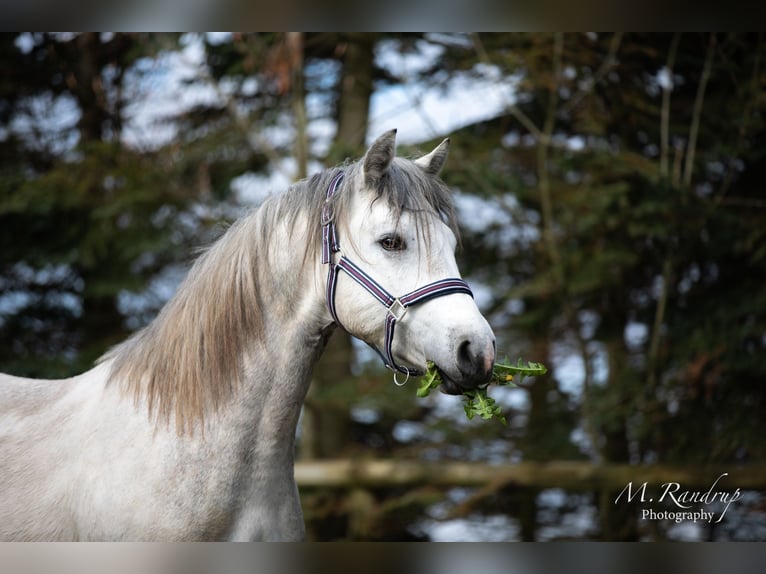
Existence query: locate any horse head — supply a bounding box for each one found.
[325,129,496,394]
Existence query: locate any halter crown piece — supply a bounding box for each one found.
[321,171,474,385]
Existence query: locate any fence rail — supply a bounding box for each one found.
[295,459,766,491]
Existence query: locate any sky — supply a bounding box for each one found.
[122,34,516,156]
[121,34,518,207]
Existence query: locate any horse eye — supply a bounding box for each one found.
[379,234,406,252]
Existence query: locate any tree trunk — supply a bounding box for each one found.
[327,33,377,164]
[300,34,377,461]
[518,337,552,539]
[287,32,308,181]
[67,33,127,368]
[598,335,637,540]
[71,33,110,142]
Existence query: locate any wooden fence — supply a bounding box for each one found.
[295,459,766,491]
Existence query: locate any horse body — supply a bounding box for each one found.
[0,248,322,541]
[0,371,301,541]
[0,130,495,540]
[1,204,325,541]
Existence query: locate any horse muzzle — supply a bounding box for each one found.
[437,336,496,394]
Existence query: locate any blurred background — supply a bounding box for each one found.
[1,32,765,541]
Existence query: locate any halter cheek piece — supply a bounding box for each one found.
[321,170,474,385]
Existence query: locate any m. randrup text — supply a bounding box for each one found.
[614,472,742,524]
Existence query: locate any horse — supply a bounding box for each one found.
[0,129,496,541]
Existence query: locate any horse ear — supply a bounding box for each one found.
[414,137,450,177]
[363,129,397,187]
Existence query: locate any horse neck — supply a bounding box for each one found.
[231,216,334,453]
[105,196,333,446]
[206,205,332,451]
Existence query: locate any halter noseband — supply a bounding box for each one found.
[321,170,474,384]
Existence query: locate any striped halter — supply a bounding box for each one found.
[321,170,474,385]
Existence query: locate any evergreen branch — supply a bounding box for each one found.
[660,33,681,181]
[683,33,716,189]
[561,32,623,115]
[715,33,762,206]
[470,33,546,143]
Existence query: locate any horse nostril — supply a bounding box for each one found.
[457,339,472,371]
[457,339,494,386]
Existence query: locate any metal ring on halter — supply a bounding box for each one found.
[392,369,410,387]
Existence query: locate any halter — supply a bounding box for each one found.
[321,170,474,385]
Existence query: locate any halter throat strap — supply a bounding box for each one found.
[320,170,474,379]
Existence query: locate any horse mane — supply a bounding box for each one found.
[102,154,460,434]
[103,209,267,435]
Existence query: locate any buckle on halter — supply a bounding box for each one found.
[321,200,334,226]
[387,298,407,321]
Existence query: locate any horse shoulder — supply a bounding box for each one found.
[0,371,88,539]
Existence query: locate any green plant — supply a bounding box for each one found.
[417,358,548,424]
